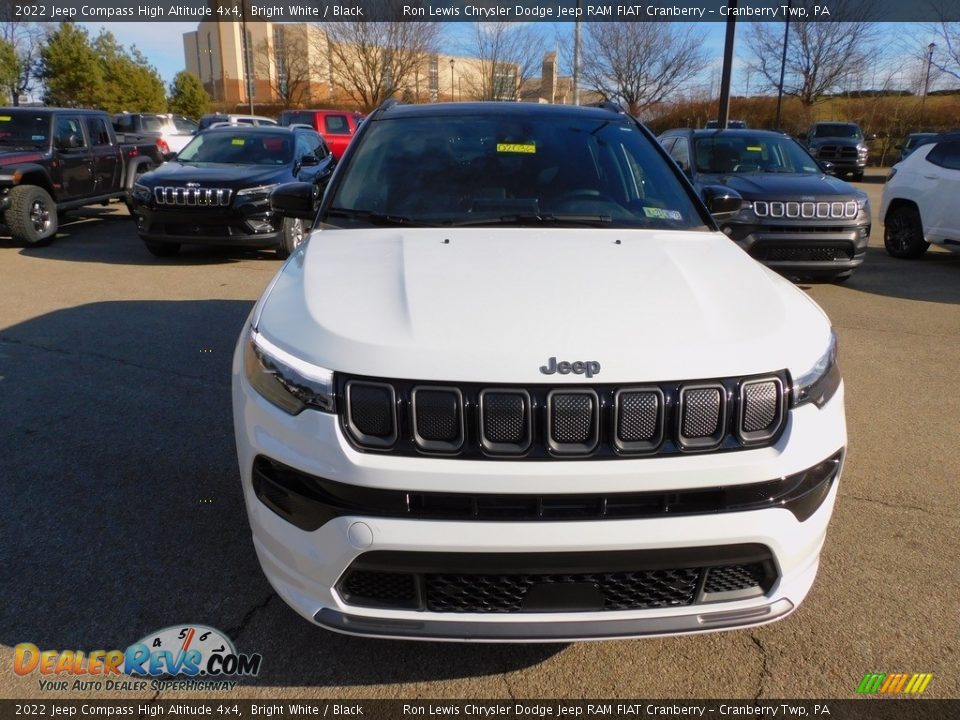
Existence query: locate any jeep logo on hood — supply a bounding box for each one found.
[540,357,601,378]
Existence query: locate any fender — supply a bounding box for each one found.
[0,162,55,195]
[123,155,156,190]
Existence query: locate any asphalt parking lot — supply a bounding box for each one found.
[1,175,958,701]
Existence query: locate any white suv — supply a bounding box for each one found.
[882,133,960,258]
[232,102,846,641]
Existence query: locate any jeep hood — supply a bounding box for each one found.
[144,162,285,186]
[698,173,859,199]
[256,228,833,384]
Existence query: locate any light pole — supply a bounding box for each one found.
[572,1,581,106]
[922,42,936,114]
[775,0,791,130]
[449,58,455,102]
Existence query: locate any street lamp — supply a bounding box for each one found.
[449,58,455,102]
[922,42,936,125]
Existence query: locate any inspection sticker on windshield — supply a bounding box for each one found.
[643,207,683,220]
[231,137,246,146]
[0,116,10,122]
[747,146,763,152]
[497,142,536,154]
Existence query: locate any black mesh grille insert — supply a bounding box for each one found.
[348,383,394,439]
[618,391,659,441]
[681,388,722,439]
[743,382,779,432]
[482,392,527,444]
[340,570,418,609]
[751,245,854,262]
[426,569,700,613]
[414,389,461,442]
[550,392,596,444]
[703,564,768,594]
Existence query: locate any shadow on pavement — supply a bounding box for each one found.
[0,300,561,687]
[830,246,960,305]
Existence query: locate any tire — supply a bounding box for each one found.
[276,216,305,259]
[884,205,928,259]
[851,171,864,182]
[4,185,58,247]
[142,238,181,257]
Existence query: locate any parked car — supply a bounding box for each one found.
[234,101,846,641]
[658,128,871,282]
[128,125,335,258]
[279,109,364,159]
[0,107,162,246]
[896,132,938,163]
[881,132,960,258]
[197,114,278,131]
[799,122,872,181]
[704,119,747,129]
[112,112,198,154]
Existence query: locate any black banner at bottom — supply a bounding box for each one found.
[0,700,955,720]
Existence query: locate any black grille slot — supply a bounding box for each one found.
[703,563,769,595]
[679,385,725,449]
[345,381,396,448]
[426,569,700,613]
[412,387,463,452]
[339,570,419,609]
[751,245,854,262]
[738,378,784,444]
[614,388,663,452]
[480,390,531,454]
[547,390,599,455]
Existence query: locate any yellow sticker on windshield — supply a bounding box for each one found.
[746,145,763,152]
[497,143,536,154]
[0,116,10,122]
[231,137,245,145]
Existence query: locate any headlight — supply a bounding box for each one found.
[856,197,869,211]
[132,183,151,201]
[244,329,335,415]
[792,330,840,408]
[236,183,281,201]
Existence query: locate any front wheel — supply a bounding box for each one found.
[884,205,928,259]
[276,217,305,259]
[5,185,58,247]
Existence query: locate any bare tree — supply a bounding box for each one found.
[0,15,43,105]
[924,5,960,83]
[575,23,707,116]
[462,23,544,101]
[746,2,879,106]
[255,25,319,108]
[320,8,441,112]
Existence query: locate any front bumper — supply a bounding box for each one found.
[721,221,870,277]
[232,347,846,642]
[130,196,283,247]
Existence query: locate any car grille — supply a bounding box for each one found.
[153,186,233,206]
[815,145,859,161]
[335,547,778,613]
[753,200,858,219]
[750,242,855,262]
[338,373,786,459]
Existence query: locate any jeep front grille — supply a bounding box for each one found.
[752,200,858,219]
[339,372,787,459]
[153,186,233,206]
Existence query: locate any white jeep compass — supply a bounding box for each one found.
[232,102,845,641]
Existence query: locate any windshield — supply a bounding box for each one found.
[0,113,50,148]
[327,113,708,230]
[695,134,821,174]
[177,131,293,165]
[813,124,861,139]
[173,117,198,133]
[141,115,167,132]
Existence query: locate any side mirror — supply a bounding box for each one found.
[819,160,836,175]
[701,185,742,220]
[299,154,320,167]
[270,182,316,220]
[56,132,81,150]
[162,151,178,162]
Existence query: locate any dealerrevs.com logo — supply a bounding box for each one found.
[14,625,262,692]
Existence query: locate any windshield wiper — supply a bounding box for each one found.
[326,208,426,226]
[447,213,613,228]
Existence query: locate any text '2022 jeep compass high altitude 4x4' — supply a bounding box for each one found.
[232,102,846,642]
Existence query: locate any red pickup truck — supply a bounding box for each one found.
[279,109,364,159]
[0,107,162,246]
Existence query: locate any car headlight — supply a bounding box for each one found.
[792,330,840,408]
[132,183,151,201]
[244,328,335,415]
[236,183,281,201]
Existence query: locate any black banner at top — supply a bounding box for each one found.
[2,0,958,23]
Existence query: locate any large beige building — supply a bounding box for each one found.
[183,22,580,109]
